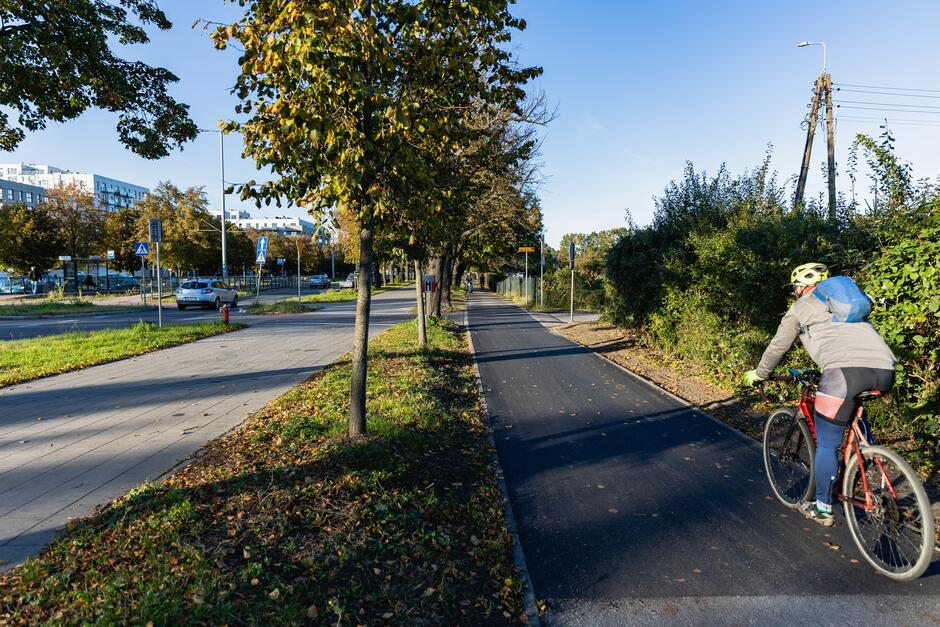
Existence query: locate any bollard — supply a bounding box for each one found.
[220,304,230,325]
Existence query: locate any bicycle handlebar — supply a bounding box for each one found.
[759,368,821,385]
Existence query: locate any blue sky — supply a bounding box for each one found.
[4,1,940,246]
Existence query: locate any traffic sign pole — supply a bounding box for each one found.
[540,234,544,307]
[156,241,163,328]
[254,236,268,305]
[524,251,529,304]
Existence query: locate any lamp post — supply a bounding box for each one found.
[797,40,826,71]
[200,129,228,279]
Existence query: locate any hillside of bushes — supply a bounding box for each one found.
[605,138,938,463]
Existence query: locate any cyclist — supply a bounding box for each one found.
[743,263,896,526]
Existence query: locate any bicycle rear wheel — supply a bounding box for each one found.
[763,408,815,508]
[842,445,935,581]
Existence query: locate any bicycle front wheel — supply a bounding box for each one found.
[842,445,936,581]
[763,408,815,508]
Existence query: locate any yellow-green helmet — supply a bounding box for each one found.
[790,262,829,287]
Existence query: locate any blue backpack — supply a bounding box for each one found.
[813,275,873,322]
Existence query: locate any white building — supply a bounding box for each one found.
[207,210,317,236]
[0,163,148,212]
[0,179,48,208]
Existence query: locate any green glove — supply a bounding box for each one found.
[743,370,763,386]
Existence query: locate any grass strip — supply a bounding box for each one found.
[300,287,388,303]
[0,300,146,317]
[245,300,321,315]
[0,318,524,625]
[0,321,245,387]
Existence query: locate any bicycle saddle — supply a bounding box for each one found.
[854,389,882,401]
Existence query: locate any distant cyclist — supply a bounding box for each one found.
[743,263,896,526]
[465,274,473,294]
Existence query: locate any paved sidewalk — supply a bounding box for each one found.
[0,288,413,569]
[467,292,940,624]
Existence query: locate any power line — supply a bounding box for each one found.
[836,116,940,127]
[837,105,940,115]
[835,99,940,110]
[833,82,940,94]
[834,87,940,100]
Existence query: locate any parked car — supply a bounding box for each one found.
[309,274,331,289]
[339,272,357,289]
[176,279,238,310]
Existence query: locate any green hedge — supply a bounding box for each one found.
[605,154,939,459]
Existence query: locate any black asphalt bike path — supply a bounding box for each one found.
[467,293,939,623]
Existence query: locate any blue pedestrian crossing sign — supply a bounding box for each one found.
[255,236,268,265]
[134,241,150,256]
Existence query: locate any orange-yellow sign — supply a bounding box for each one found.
[518,246,536,253]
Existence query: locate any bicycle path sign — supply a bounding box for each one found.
[255,236,268,265]
[134,242,150,256]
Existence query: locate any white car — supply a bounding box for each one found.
[176,279,238,310]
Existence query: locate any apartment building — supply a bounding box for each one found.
[0,179,48,208]
[0,163,149,212]
[207,210,317,236]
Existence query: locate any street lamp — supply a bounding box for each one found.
[199,128,228,279]
[797,41,826,72]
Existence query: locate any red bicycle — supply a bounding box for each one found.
[761,368,935,581]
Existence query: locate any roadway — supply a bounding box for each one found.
[0,287,385,340]
[0,287,415,569]
[467,292,940,625]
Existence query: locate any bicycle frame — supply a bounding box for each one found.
[790,372,891,512]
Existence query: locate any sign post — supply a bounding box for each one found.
[568,241,576,324]
[295,238,302,302]
[255,236,268,305]
[539,234,544,307]
[148,220,163,328]
[134,242,150,306]
[518,246,536,304]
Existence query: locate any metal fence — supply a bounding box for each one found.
[494,274,607,312]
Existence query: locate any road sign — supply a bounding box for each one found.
[518,246,536,253]
[106,249,115,260]
[276,258,285,265]
[568,241,576,270]
[58,255,72,261]
[148,218,163,242]
[255,236,269,265]
[134,242,150,256]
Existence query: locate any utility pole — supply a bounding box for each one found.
[795,41,837,218]
[794,74,824,213]
[219,131,228,279]
[823,72,837,220]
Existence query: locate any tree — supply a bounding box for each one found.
[215,0,539,436]
[0,203,64,273]
[101,206,143,273]
[45,183,105,258]
[135,182,224,275]
[0,0,197,158]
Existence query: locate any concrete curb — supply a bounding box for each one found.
[464,303,542,627]
[0,307,153,321]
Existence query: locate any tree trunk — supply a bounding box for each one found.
[414,260,427,347]
[441,250,454,310]
[349,213,375,437]
[429,255,443,317]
